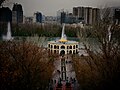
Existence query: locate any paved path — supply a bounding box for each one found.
[50,55,79,90]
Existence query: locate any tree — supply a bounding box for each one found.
[73,8,120,90]
[0,41,58,90]
[0,0,6,6]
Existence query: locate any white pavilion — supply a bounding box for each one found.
[48,24,79,55]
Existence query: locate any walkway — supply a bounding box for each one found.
[50,55,79,90]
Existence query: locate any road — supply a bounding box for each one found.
[50,55,79,90]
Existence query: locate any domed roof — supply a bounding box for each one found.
[59,37,68,42]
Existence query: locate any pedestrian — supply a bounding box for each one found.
[70,77,72,82]
[74,78,76,83]
[54,80,56,84]
[57,70,60,74]
[50,87,53,90]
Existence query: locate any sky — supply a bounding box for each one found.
[2,0,120,16]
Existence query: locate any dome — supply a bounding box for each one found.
[59,38,68,42]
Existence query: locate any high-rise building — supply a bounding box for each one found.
[114,8,120,24]
[57,10,67,24]
[73,7,85,23]
[102,7,120,24]
[73,6,100,25]
[61,12,66,24]
[57,9,83,24]
[73,7,78,17]
[0,7,12,22]
[83,7,93,25]
[78,7,84,20]
[33,12,42,23]
[12,3,23,23]
[65,13,74,24]
[92,8,100,24]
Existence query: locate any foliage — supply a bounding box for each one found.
[73,10,120,90]
[0,23,79,37]
[0,0,5,6]
[65,26,78,37]
[0,41,57,90]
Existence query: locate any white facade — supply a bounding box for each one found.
[48,41,78,55]
[48,24,79,55]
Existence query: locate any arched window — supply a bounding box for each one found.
[73,45,75,49]
[57,46,59,49]
[76,49,78,54]
[60,50,65,56]
[76,45,78,48]
[69,50,72,54]
[54,45,56,49]
[73,50,75,54]
[54,50,56,53]
[48,49,50,53]
[61,45,65,49]
[67,46,69,49]
[51,45,53,48]
[57,50,59,53]
[48,44,50,48]
[70,46,72,49]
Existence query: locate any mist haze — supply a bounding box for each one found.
[3,0,120,16]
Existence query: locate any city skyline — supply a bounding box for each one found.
[2,0,120,16]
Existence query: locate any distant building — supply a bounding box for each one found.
[78,7,84,20]
[61,12,66,24]
[103,7,120,24]
[57,9,80,24]
[73,6,100,25]
[12,3,23,23]
[114,8,120,24]
[65,13,74,24]
[73,7,78,17]
[66,13,81,24]
[33,12,42,23]
[84,7,93,25]
[57,10,67,24]
[43,16,57,24]
[25,16,33,24]
[0,7,12,22]
[92,8,100,24]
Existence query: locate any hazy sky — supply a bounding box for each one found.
[3,0,120,16]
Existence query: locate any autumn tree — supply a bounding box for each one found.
[0,41,58,90]
[72,8,120,90]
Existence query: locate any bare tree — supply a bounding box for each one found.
[73,8,120,90]
[0,41,58,90]
[0,0,6,6]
